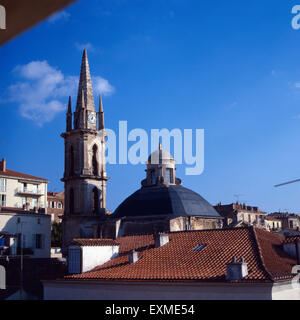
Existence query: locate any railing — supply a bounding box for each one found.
[16,187,43,195]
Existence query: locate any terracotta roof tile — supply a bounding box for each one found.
[65,227,297,283]
[282,236,300,244]
[0,169,47,181]
[71,239,118,247]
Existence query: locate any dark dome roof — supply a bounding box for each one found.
[113,185,220,219]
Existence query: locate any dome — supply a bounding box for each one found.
[147,144,174,164]
[113,185,220,219]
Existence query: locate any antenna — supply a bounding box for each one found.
[274,178,300,188]
[234,194,244,203]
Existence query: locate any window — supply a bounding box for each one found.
[34,234,42,249]
[32,198,38,208]
[32,184,38,193]
[0,194,6,206]
[150,171,156,185]
[92,144,99,176]
[290,220,294,229]
[166,168,173,184]
[0,178,6,192]
[23,183,27,192]
[248,214,251,223]
[57,202,62,209]
[50,201,56,209]
[68,247,81,274]
[193,244,206,251]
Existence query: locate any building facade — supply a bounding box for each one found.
[61,50,109,248]
[269,212,300,232]
[0,159,48,212]
[47,191,64,223]
[264,216,282,232]
[214,202,267,228]
[0,207,51,258]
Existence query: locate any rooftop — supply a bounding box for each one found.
[64,227,296,283]
[113,184,221,219]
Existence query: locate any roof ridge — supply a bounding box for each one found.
[0,168,47,181]
[113,226,254,239]
[251,227,274,282]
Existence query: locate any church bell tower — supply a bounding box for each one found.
[61,50,109,247]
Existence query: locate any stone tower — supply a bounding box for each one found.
[61,50,109,248]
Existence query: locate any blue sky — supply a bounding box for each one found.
[1,0,300,213]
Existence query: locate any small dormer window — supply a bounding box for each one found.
[193,244,206,251]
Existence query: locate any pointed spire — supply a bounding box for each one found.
[67,96,72,113]
[98,94,105,130]
[76,49,95,112]
[66,96,72,132]
[99,94,103,112]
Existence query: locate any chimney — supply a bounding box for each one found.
[0,159,6,172]
[129,250,139,264]
[154,232,169,248]
[226,257,248,280]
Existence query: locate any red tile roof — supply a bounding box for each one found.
[265,216,281,221]
[71,239,118,247]
[282,236,300,244]
[65,227,296,283]
[0,169,47,181]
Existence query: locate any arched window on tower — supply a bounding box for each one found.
[150,170,156,185]
[70,146,74,176]
[166,168,173,184]
[70,188,74,215]
[92,144,99,176]
[92,187,99,213]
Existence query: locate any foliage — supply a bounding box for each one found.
[51,222,62,247]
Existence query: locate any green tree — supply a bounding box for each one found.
[51,222,62,247]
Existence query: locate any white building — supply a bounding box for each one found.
[0,208,51,258]
[0,159,50,258]
[0,159,48,211]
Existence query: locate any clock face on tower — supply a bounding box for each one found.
[88,112,96,124]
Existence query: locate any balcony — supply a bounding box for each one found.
[16,187,44,196]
